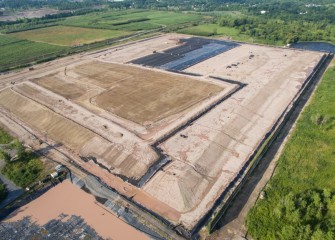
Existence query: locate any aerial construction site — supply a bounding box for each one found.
[0,34,331,239]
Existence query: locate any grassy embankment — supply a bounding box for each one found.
[247,62,335,239]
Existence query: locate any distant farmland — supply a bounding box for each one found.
[60,10,203,31]
[0,34,67,71]
[0,10,206,72]
[11,26,131,46]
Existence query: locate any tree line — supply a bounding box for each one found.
[248,189,335,239]
[219,15,335,44]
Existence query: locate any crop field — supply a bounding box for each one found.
[0,34,67,71]
[0,10,205,72]
[11,26,131,46]
[61,10,203,31]
[0,34,23,45]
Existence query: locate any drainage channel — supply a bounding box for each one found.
[136,153,171,187]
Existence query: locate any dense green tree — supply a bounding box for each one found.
[1,141,43,188]
[2,156,43,188]
[247,66,335,239]
[218,14,335,44]
[248,190,335,239]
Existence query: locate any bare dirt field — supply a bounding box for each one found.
[142,44,324,229]
[0,34,326,237]
[33,74,87,99]
[0,8,62,22]
[74,61,223,125]
[0,86,158,180]
[6,180,149,240]
[12,26,129,47]
[32,60,228,141]
[92,34,186,63]
[0,88,94,150]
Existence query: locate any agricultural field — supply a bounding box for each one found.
[0,10,206,72]
[11,26,131,46]
[0,34,67,71]
[247,63,335,240]
[0,34,22,46]
[60,10,204,31]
